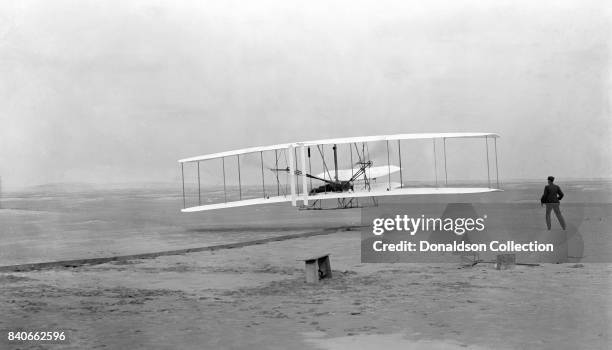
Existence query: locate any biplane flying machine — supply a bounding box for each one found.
[178,133,501,212]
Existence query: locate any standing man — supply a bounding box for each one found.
[540,176,566,230]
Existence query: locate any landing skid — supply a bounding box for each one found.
[298,196,379,210]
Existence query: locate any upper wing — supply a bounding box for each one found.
[178,132,500,164]
[179,143,293,163]
[298,132,499,147]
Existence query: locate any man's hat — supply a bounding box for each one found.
[547,176,555,182]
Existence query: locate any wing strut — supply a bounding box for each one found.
[386,140,391,190]
[398,139,403,188]
[237,155,242,200]
[433,139,438,187]
[300,145,308,205]
[197,161,201,206]
[308,147,313,191]
[283,149,289,195]
[494,137,500,188]
[485,136,491,188]
[274,150,280,196]
[181,163,185,208]
[443,138,448,186]
[364,143,370,190]
[349,144,354,178]
[222,157,227,203]
[260,151,266,198]
[333,144,339,182]
[289,145,296,205]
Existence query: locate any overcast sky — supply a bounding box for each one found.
[1,0,610,189]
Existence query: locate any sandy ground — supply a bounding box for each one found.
[1,230,611,349]
[0,191,360,266]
